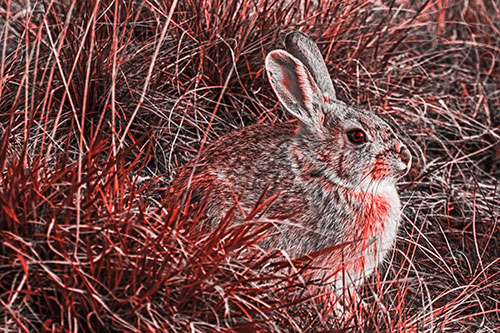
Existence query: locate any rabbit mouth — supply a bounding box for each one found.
[396,159,411,176]
[390,158,411,178]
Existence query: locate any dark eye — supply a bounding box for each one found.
[347,129,367,144]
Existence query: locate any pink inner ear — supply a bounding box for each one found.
[279,60,308,108]
[267,50,322,122]
[280,72,291,93]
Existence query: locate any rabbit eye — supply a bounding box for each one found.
[347,129,367,144]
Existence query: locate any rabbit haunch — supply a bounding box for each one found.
[168,32,411,291]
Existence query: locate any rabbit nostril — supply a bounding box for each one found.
[394,143,411,168]
[400,146,411,166]
[394,142,403,154]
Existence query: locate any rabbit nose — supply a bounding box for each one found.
[396,143,411,169]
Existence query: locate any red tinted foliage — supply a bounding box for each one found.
[1,0,499,331]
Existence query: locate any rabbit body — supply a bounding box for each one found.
[168,32,411,289]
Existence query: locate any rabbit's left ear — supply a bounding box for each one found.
[285,32,336,101]
[266,50,324,127]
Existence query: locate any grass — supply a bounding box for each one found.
[0,0,499,331]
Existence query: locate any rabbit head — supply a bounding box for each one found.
[265,32,411,192]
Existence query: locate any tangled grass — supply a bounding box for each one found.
[0,0,499,331]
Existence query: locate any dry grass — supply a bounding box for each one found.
[0,0,499,331]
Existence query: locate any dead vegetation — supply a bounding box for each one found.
[0,0,499,331]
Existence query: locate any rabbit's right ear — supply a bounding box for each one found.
[266,50,324,127]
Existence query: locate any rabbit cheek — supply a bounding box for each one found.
[370,156,390,180]
[290,146,325,182]
[316,148,334,167]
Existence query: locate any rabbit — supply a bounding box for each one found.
[167,31,411,292]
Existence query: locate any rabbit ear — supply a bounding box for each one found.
[285,31,336,101]
[266,49,324,126]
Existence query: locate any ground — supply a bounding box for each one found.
[0,0,499,331]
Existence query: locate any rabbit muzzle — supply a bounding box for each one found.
[394,142,412,177]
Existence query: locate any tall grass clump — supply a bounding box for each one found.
[1,0,499,331]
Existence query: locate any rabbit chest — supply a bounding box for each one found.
[344,185,401,272]
[313,182,401,283]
